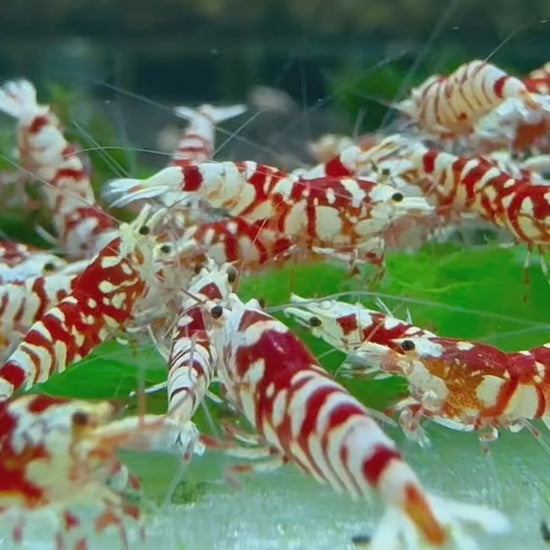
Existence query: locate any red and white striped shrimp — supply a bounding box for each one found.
[396,60,539,139]
[104,160,291,219]
[0,270,79,360]
[367,136,550,268]
[0,79,118,259]
[166,260,235,423]
[105,161,432,269]
[0,393,199,550]
[0,240,67,283]
[284,294,435,367]
[264,176,431,268]
[171,103,246,166]
[356,337,550,444]
[0,206,164,400]
[204,293,508,548]
[284,295,550,444]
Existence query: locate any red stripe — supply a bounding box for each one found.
[422,150,437,174]
[362,445,401,487]
[326,156,351,177]
[27,394,68,413]
[182,166,203,191]
[0,362,26,388]
[29,115,49,134]
[493,76,507,98]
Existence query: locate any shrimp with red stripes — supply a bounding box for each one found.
[365,135,550,270]
[0,206,166,400]
[0,270,80,360]
[284,294,436,368]
[0,79,118,259]
[396,60,541,139]
[104,160,293,219]
[0,393,199,550]
[105,162,432,271]
[284,295,550,445]
[171,103,246,166]
[202,292,508,549]
[355,337,550,445]
[165,260,236,424]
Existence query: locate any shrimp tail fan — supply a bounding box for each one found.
[0,79,41,119]
[174,103,247,123]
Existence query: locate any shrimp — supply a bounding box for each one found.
[284,295,550,445]
[396,60,540,139]
[0,270,78,360]
[0,393,199,549]
[203,293,508,548]
[105,161,432,271]
[365,135,550,273]
[0,79,117,259]
[166,260,235,424]
[0,206,165,399]
[171,103,246,166]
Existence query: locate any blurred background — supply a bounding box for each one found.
[0,0,548,170]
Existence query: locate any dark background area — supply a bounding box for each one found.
[0,0,548,168]
[1,1,549,99]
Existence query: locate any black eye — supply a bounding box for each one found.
[258,297,266,309]
[351,534,371,546]
[160,244,172,254]
[210,305,223,318]
[226,266,237,284]
[381,168,390,176]
[138,225,150,235]
[72,411,89,427]
[392,192,404,202]
[401,340,415,351]
[309,316,322,327]
[194,263,204,275]
[43,261,56,272]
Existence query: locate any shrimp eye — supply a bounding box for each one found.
[194,263,204,275]
[401,340,415,351]
[210,304,223,318]
[72,411,90,427]
[381,168,391,176]
[309,316,322,327]
[351,534,371,546]
[138,225,150,235]
[226,266,238,284]
[159,244,172,254]
[258,297,266,309]
[43,262,56,272]
[391,192,404,202]
[541,520,550,542]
